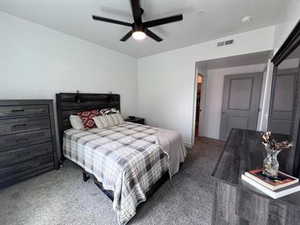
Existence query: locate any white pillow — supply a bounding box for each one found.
[106,114,115,126]
[93,115,110,129]
[93,113,124,129]
[111,113,124,125]
[69,115,84,130]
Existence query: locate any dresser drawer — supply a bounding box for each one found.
[0,153,53,178]
[0,163,54,188]
[0,117,50,136]
[0,105,49,118]
[0,129,52,150]
[0,142,53,167]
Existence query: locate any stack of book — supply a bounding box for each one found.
[241,169,300,199]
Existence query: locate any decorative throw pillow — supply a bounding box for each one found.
[99,108,119,115]
[111,113,124,125]
[69,115,84,130]
[77,109,101,128]
[105,114,115,126]
[93,115,110,129]
[93,113,124,128]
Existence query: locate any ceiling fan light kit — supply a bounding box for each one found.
[92,0,183,42]
[132,31,146,40]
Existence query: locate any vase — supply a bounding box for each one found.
[263,147,281,178]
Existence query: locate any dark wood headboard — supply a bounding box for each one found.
[56,92,120,160]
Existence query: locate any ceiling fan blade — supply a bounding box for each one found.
[130,0,143,25]
[92,15,132,27]
[120,30,133,42]
[144,28,162,42]
[143,14,183,28]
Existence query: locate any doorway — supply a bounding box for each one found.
[195,74,204,137]
[193,50,273,143]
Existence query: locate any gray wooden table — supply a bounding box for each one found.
[211,129,300,225]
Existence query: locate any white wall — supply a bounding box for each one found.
[201,64,266,139]
[0,12,138,117]
[274,0,300,51]
[137,26,275,145]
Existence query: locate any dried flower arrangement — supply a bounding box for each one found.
[261,131,293,178]
[262,131,293,151]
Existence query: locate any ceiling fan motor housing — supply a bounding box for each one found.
[133,24,144,32]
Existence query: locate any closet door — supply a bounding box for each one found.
[269,69,298,135]
[220,73,263,141]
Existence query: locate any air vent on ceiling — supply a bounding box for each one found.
[217,39,234,47]
[225,39,234,45]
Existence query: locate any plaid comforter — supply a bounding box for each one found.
[63,122,169,225]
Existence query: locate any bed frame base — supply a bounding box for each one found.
[82,169,169,202]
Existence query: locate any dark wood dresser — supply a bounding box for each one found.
[212,129,300,225]
[0,100,58,188]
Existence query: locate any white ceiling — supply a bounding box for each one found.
[0,0,287,58]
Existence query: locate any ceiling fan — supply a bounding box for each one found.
[92,0,183,42]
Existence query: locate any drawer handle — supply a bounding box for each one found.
[12,124,27,129]
[11,109,25,113]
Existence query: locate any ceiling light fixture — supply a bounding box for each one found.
[132,31,146,41]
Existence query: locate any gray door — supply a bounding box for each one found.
[269,69,298,135]
[220,73,263,140]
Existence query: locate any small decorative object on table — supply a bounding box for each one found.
[261,131,293,179]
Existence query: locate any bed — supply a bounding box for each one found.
[56,92,186,225]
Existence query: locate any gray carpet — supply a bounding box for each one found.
[0,138,224,225]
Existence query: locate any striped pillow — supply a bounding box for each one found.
[99,108,119,115]
[93,115,110,129]
[106,114,115,126]
[111,113,124,125]
[93,113,124,129]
